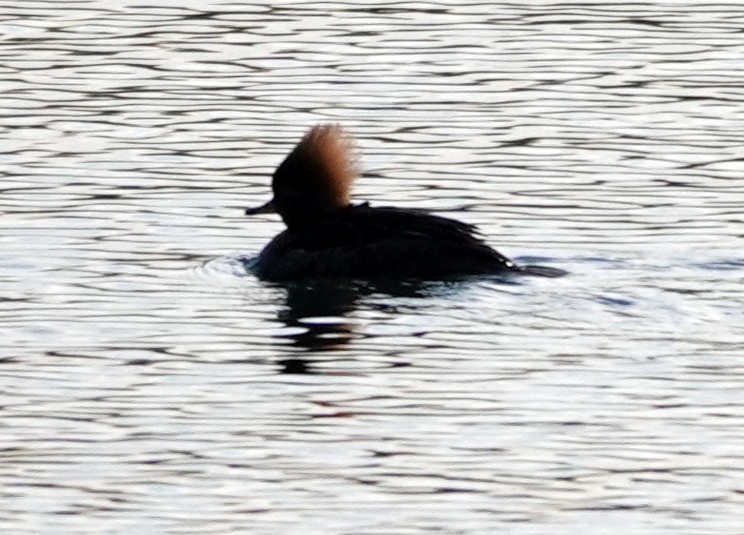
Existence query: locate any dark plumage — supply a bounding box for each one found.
[245,124,563,281]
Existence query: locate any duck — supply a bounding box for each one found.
[245,124,564,281]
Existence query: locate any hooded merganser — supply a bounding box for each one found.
[245,124,564,281]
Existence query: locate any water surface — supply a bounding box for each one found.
[2,1,743,533]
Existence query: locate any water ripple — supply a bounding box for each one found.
[2,1,744,534]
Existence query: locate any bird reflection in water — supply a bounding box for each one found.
[270,278,461,374]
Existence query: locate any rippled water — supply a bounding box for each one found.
[2,1,744,533]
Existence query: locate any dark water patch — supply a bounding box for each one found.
[695,258,744,271]
[595,294,636,307]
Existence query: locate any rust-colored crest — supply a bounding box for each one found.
[290,123,358,207]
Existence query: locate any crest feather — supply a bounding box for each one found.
[296,124,358,206]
